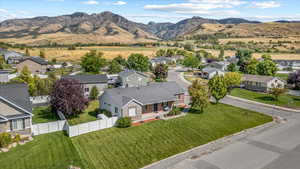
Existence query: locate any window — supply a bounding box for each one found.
[11,119,24,131]
[115,107,119,114]
[85,88,89,92]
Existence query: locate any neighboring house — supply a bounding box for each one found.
[100,82,185,121]
[62,74,109,98]
[150,57,175,67]
[274,60,300,70]
[0,70,10,83]
[0,84,33,135]
[200,67,225,79]
[241,74,285,92]
[118,70,150,88]
[17,57,49,74]
[0,48,24,64]
[209,61,230,71]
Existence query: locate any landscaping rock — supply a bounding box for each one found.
[1,148,9,152]
[69,165,81,169]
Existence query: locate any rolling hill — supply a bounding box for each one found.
[0,11,299,45]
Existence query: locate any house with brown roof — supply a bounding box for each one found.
[16,57,49,74]
[241,74,285,92]
[0,84,33,135]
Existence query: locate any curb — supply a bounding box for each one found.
[141,119,278,169]
[227,95,300,113]
[179,72,192,85]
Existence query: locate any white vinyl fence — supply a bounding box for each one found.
[67,116,118,137]
[32,120,66,136]
[30,95,50,105]
[32,112,118,137]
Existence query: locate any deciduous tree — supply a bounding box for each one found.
[182,55,200,70]
[188,80,210,112]
[208,75,227,104]
[227,63,237,72]
[81,50,107,74]
[109,60,122,74]
[257,54,277,76]
[287,70,300,90]
[269,85,286,101]
[224,72,242,93]
[50,78,88,117]
[154,64,168,80]
[89,86,99,100]
[126,53,150,72]
[245,59,259,75]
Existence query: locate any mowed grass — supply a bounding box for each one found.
[0,104,271,169]
[71,103,272,169]
[0,132,84,169]
[32,106,60,124]
[67,100,99,126]
[231,88,300,109]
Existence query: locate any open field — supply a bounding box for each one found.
[0,103,271,169]
[231,88,300,109]
[201,48,300,60]
[12,46,164,61]
[219,36,300,44]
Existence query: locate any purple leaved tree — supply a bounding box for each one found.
[50,78,88,117]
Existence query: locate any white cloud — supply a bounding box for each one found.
[252,1,281,9]
[144,0,244,17]
[247,14,300,21]
[0,9,8,13]
[113,1,126,6]
[82,0,99,5]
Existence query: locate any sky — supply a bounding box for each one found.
[0,0,300,23]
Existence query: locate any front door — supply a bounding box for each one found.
[154,104,158,112]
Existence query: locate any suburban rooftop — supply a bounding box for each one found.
[242,74,282,83]
[101,81,184,107]
[62,74,108,84]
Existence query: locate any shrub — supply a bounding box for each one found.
[0,132,12,148]
[167,107,181,116]
[13,134,21,144]
[99,109,112,118]
[116,117,132,128]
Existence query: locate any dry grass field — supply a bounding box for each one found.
[219,36,300,44]
[13,46,163,61]
[202,48,300,60]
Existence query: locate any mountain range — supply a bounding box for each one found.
[0,11,299,45]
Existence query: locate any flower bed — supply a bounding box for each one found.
[0,133,33,153]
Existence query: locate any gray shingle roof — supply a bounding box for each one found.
[63,74,108,84]
[0,48,24,60]
[0,83,32,118]
[101,82,184,107]
[118,70,148,78]
[202,67,222,74]
[20,57,48,65]
[242,74,280,83]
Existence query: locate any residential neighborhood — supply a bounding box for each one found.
[1,1,300,169]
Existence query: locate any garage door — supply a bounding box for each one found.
[129,108,136,117]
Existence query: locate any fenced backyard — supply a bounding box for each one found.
[32,112,118,137]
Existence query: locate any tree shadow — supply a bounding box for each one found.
[88,109,99,117]
[255,96,275,101]
[188,108,204,114]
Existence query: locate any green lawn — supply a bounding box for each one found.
[32,106,60,124]
[231,88,300,109]
[71,104,271,169]
[67,100,99,126]
[0,103,272,169]
[0,132,84,169]
[275,73,289,81]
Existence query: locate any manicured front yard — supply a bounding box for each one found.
[0,103,272,169]
[67,100,99,126]
[72,103,271,169]
[275,73,289,81]
[0,132,84,169]
[231,88,300,109]
[32,106,60,124]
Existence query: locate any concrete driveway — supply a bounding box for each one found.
[144,67,300,169]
